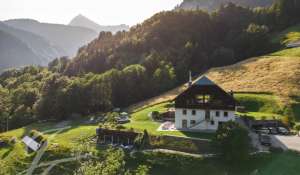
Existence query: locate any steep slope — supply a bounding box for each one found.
[69,14,129,33]
[207,56,300,98]
[0,22,64,65]
[177,0,275,11]
[271,24,300,57]
[272,24,300,46]
[5,19,98,56]
[128,55,300,120]
[0,30,40,71]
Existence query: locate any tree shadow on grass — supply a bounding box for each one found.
[1,146,13,159]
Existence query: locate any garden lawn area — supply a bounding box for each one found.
[234,93,285,120]
[124,101,214,140]
[0,120,99,147]
[127,151,300,175]
[0,120,100,174]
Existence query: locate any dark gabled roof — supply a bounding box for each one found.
[175,76,236,110]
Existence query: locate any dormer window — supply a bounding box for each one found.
[196,94,211,104]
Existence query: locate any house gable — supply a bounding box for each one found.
[175,76,236,110]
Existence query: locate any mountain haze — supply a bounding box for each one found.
[0,22,63,65]
[69,14,129,33]
[0,30,40,71]
[5,19,98,57]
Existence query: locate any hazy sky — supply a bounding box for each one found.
[0,0,183,26]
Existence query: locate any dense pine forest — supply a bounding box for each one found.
[1,0,300,132]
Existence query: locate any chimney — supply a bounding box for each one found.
[188,71,192,87]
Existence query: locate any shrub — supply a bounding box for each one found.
[134,130,150,150]
[0,135,10,147]
[151,111,160,120]
[294,124,300,136]
[213,121,251,164]
[28,129,47,145]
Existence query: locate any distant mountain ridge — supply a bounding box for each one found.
[0,22,63,64]
[0,15,130,72]
[5,19,98,57]
[0,30,41,71]
[177,0,276,11]
[69,14,129,33]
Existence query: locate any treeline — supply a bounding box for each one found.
[0,0,300,131]
[0,63,175,131]
[65,0,300,80]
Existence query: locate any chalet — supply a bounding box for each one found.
[174,76,236,131]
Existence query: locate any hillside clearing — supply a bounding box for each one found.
[272,24,300,45]
[270,47,300,57]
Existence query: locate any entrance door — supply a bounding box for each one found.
[182,120,187,128]
[205,110,210,120]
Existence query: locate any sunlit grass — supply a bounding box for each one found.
[270,47,300,57]
[125,101,214,139]
[272,24,300,45]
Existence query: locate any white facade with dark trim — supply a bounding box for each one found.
[175,108,235,130]
[174,76,236,131]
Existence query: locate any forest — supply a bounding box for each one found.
[0,0,300,132]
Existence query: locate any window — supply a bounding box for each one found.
[211,120,215,125]
[192,110,196,115]
[190,120,196,125]
[216,111,220,117]
[224,111,228,117]
[182,109,187,115]
[196,94,211,104]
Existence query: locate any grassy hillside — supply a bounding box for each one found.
[272,24,300,45]
[270,24,300,57]
[128,54,300,121]
[271,47,300,57]
[207,56,300,98]
[207,55,300,120]
[234,93,284,120]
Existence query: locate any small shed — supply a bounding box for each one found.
[96,128,139,145]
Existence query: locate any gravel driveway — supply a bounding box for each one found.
[271,135,300,152]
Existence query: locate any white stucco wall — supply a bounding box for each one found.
[175,108,235,131]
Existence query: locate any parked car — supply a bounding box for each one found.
[117,117,130,124]
[259,134,271,146]
[277,127,289,135]
[256,127,270,135]
[268,127,279,135]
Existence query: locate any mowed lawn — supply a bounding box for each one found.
[234,93,285,120]
[0,121,99,147]
[124,93,288,138]
[124,101,214,139]
[127,151,300,175]
[0,120,100,174]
